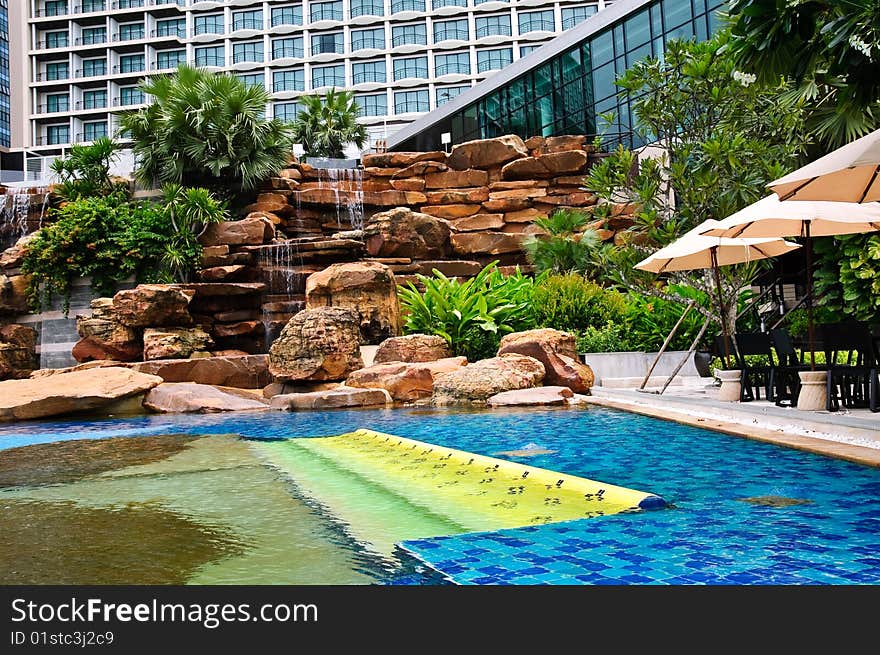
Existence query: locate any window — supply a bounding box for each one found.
[194,14,224,36]
[310,1,343,22]
[273,69,304,92]
[352,60,386,84]
[561,5,597,30]
[232,9,263,31]
[392,24,427,47]
[351,0,384,18]
[46,125,70,145]
[435,52,469,76]
[43,1,68,17]
[117,0,144,7]
[117,54,144,74]
[82,120,107,142]
[156,49,185,69]
[432,0,466,7]
[81,0,105,11]
[45,62,69,81]
[476,48,512,72]
[394,89,428,113]
[311,32,343,55]
[44,93,69,113]
[519,10,554,34]
[237,73,265,88]
[475,15,511,38]
[81,58,107,77]
[155,19,185,38]
[393,56,427,80]
[233,41,264,63]
[80,27,106,45]
[118,23,145,42]
[271,6,303,27]
[195,45,225,67]
[519,44,541,57]
[312,64,345,88]
[119,86,145,106]
[81,89,107,110]
[272,37,304,59]
[44,31,68,49]
[355,93,387,117]
[351,28,384,51]
[434,20,468,43]
[390,0,424,13]
[436,85,468,105]
[274,102,299,122]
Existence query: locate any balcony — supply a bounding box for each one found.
[310,7,344,22]
[390,0,424,14]
[112,62,144,74]
[312,74,346,88]
[352,70,385,84]
[75,34,108,46]
[76,65,107,78]
[151,27,186,38]
[194,55,225,67]
[113,29,146,42]
[272,46,304,59]
[35,3,71,18]
[435,62,469,76]
[394,100,427,113]
[36,134,72,146]
[351,36,384,51]
[112,0,145,8]
[232,18,264,32]
[391,34,427,47]
[76,131,110,143]
[114,92,146,106]
[37,102,71,114]
[519,19,555,34]
[36,38,70,50]
[75,1,108,13]
[432,0,466,7]
[475,25,512,38]
[393,65,428,80]
[76,99,108,110]
[433,28,469,42]
[35,70,71,82]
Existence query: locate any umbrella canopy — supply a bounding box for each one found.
[769,127,880,202]
[635,219,801,273]
[699,195,880,239]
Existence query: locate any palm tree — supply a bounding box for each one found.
[116,64,296,195]
[50,136,120,201]
[288,88,369,159]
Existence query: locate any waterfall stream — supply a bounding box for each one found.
[0,189,49,251]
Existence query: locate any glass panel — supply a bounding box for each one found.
[119,87,145,105]
[272,37,304,59]
[271,6,303,26]
[155,19,185,38]
[518,10,555,34]
[436,85,468,105]
[82,90,107,110]
[310,2,343,22]
[194,15,224,35]
[435,52,469,76]
[312,65,345,88]
[351,28,385,51]
[624,8,651,50]
[392,24,427,47]
[237,73,265,88]
[81,27,106,45]
[662,0,693,29]
[351,0,384,18]
[273,69,305,92]
[275,102,299,122]
[355,93,387,117]
[118,23,145,41]
[432,0,466,7]
[195,46,225,67]
[233,42,264,64]
[352,61,386,83]
[311,33,343,55]
[45,93,69,113]
[390,0,425,13]
[45,31,69,49]
[475,16,511,38]
[434,20,468,42]
[591,61,616,101]
[561,5,597,31]
[393,56,428,80]
[118,54,144,73]
[156,49,185,69]
[476,48,512,73]
[393,89,429,113]
[232,10,263,31]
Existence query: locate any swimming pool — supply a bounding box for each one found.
[1,406,879,584]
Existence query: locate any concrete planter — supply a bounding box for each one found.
[796,370,828,411]
[717,369,742,402]
[579,350,705,387]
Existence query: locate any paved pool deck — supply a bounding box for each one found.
[586,382,880,467]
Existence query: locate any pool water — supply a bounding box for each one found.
[1,406,879,585]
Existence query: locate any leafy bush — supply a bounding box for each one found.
[623,284,713,351]
[533,274,628,333]
[290,89,369,159]
[814,234,880,323]
[49,137,127,202]
[522,209,611,278]
[22,185,227,313]
[397,262,536,361]
[575,322,639,353]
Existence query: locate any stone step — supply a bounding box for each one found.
[415,260,482,277]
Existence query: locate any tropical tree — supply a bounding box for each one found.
[522,209,612,278]
[726,0,880,147]
[289,88,369,159]
[117,64,295,195]
[50,137,124,201]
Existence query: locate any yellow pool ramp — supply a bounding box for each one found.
[253,429,665,540]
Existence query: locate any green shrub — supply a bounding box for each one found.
[397,262,536,361]
[623,284,713,351]
[575,322,639,353]
[522,209,612,278]
[533,274,628,333]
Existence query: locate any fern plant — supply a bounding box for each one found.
[522,209,612,278]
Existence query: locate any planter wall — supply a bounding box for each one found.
[580,350,706,386]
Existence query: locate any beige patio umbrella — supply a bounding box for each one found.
[770,127,880,202]
[636,219,801,368]
[701,195,880,366]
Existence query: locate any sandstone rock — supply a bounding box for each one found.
[498,328,594,393]
[534,192,596,206]
[425,187,489,204]
[269,307,364,382]
[450,213,504,232]
[524,136,545,151]
[543,135,589,153]
[364,167,401,177]
[0,233,39,269]
[364,207,451,259]
[345,361,435,401]
[0,273,29,315]
[504,208,548,223]
[501,151,589,180]
[74,305,142,363]
[432,354,545,405]
[451,232,524,255]
[415,260,483,277]
[198,265,252,282]
[212,321,263,337]
[552,176,588,187]
[447,135,528,170]
[391,161,448,179]
[279,167,302,180]
[489,180,549,190]
[305,261,400,344]
[389,178,426,192]
[488,188,548,200]
[0,324,37,380]
[0,367,163,421]
[143,327,214,361]
[262,380,341,398]
[242,192,294,217]
[374,334,452,363]
[419,204,482,219]
[487,386,574,406]
[143,382,268,413]
[482,197,532,213]
[363,151,446,167]
[132,354,270,388]
[200,216,275,247]
[112,285,194,328]
[424,169,489,189]
[270,387,390,410]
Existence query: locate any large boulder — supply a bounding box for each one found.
[132,354,271,388]
[363,207,451,259]
[270,387,390,410]
[450,232,524,255]
[200,215,275,247]
[346,357,466,402]
[73,298,142,363]
[0,324,37,380]
[0,273,29,315]
[143,382,268,413]
[500,151,589,180]
[374,334,452,364]
[0,232,39,270]
[305,262,400,344]
[112,285,194,328]
[497,328,594,393]
[432,354,545,405]
[487,386,574,406]
[142,327,214,361]
[447,135,529,170]
[0,367,163,421]
[269,307,364,382]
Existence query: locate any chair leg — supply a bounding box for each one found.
[871,369,878,413]
[826,369,837,412]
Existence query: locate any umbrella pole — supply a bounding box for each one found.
[805,222,816,370]
[711,247,731,369]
